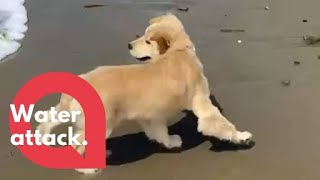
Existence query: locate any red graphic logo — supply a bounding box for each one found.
[9,72,106,169]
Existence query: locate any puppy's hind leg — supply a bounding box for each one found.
[74,126,113,174]
[74,114,114,175]
[36,106,62,136]
[36,119,61,135]
[139,120,182,149]
[73,128,113,156]
[36,94,73,136]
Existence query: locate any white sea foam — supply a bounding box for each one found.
[0,0,28,61]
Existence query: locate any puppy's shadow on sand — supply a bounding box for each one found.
[106,95,255,166]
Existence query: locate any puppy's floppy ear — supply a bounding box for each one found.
[148,25,173,54]
[151,36,170,54]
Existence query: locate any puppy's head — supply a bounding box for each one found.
[128,13,194,62]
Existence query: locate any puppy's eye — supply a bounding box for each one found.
[145,40,151,44]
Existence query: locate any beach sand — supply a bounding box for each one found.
[1,0,320,179]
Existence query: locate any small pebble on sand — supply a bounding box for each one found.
[83,4,108,8]
[237,40,242,44]
[265,6,270,10]
[177,7,189,12]
[302,35,320,45]
[294,61,301,65]
[4,150,14,160]
[220,29,245,33]
[281,80,291,87]
[302,19,308,23]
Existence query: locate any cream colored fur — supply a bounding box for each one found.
[36,13,253,174]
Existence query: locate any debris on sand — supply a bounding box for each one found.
[302,19,308,23]
[281,80,291,87]
[302,35,320,45]
[84,4,108,9]
[4,150,14,160]
[265,6,270,10]
[220,29,245,33]
[237,39,242,44]
[177,7,189,11]
[294,61,301,65]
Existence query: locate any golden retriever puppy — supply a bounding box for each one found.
[36,13,253,174]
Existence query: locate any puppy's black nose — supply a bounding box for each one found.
[128,43,133,50]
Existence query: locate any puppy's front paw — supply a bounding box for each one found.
[232,131,253,145]
[75,168,99,174]
[164,135,182,149]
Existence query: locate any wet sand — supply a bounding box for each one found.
[1,0,320,179]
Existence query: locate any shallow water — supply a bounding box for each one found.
[0,0,28,61]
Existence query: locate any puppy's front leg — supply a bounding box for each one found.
[139,120,182,149]
[192,78,252,144]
